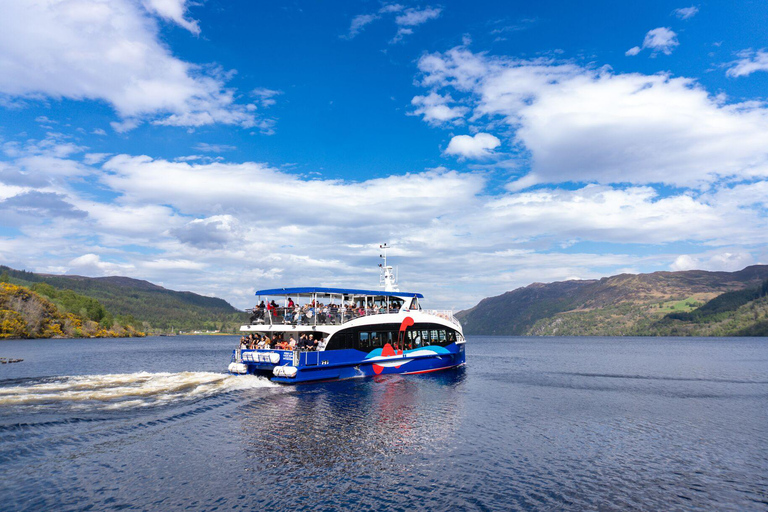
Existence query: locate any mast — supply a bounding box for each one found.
[379,243,399,292]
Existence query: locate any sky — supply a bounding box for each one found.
[1,0,768,310]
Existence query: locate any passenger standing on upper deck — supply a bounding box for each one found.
[287,297,295,308]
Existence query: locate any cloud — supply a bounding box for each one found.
[410,92,467,125]
[414,47,768,188]
[92,128,108,136]
[0,190,88,225]
[141,0,200,34]
[0,0,258,131]
[252,87,282,108]
[444,133,500,159]
[1,135,768,308]
[395,7,442,27]
[170,216,239,249]
[671,251,754,272]
[84,153,112,165]
[68,253,134,275]
[35,115,58,125]
[726,49,768,77]
[673,6,699,20]
[193,143,236,153]
[626,27,679,56]
[344,5,441,43]
[344,13,380,39]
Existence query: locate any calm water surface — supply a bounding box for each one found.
[0,335,766,511]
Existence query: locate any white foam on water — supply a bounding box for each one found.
[0,372,276,410]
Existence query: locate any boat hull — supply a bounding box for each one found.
[232,343,465,384]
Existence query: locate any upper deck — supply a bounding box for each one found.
[243,286,460,330]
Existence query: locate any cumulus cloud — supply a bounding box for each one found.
[68,253,134,275]
[1,139,768,308]
[410,92,467,125]
[726,49,768,78]
[626,27,679,56]
[170,216,239,249]
[414,47,768,188]
[444,133,500,159]
[671,251,755,272]
[0,190,87,224]
[673,6,699,20]
[0,0,258,131]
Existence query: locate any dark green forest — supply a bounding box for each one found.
[1,266,248,334]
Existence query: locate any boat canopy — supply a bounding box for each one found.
[255,287,423,298]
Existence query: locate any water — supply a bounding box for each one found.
[1,335,766,511]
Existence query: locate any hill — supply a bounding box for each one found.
[0,266,248,333]
[457,265,768,336]
[1,282,144,339]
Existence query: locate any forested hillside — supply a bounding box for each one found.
[458,265,768,336]
[0,266,248,333]
[0,282,144,339]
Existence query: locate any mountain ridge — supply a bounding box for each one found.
[457,265,768,336]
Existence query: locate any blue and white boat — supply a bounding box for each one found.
[228,245,466,383]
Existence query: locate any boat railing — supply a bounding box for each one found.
[246,306,460,328]
[246,306,401,327]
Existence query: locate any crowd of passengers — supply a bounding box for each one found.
[239,332,320,351]
[249,298,402,325]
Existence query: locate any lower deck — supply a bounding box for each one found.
[229,342,466,383]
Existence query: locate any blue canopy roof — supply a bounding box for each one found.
[255,287,423,298]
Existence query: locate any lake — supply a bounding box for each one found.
[1,335,766,511]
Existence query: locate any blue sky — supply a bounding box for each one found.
[2,0,768,309]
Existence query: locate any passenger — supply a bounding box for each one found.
[289,335,297,350]
[287,297,295,308]
[239,337,247,350]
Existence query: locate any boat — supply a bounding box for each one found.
[228,245,466,383]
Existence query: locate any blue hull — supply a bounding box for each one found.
[233,344,466,384]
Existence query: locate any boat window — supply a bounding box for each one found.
[359,332,370,350]
[430,330,439,342]
[439,330,447,342]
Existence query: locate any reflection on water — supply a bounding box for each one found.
[236,372,466,479]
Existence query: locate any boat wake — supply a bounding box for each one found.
[0,372,275,411]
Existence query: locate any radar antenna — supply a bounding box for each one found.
[378,243,399,292]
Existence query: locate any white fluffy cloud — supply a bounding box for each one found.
[626,27,679,56]
[0,0,258,131]
[444,133,500,159]
[671,251,755,272]
[410,92,467,125]
[415,47,768,188]
[2,135,767,308]
[726,49,768,78]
